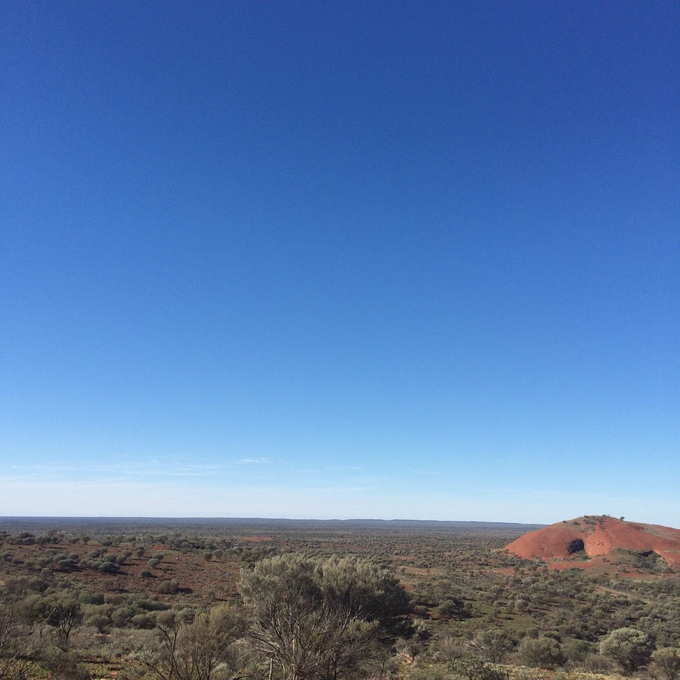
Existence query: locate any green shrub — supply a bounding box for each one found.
[111,606,134,628]
[652,648,680,680]
[600,627,654,675]
[130,612,156,629]
[98,561,120,574]
[516,636,565,669]
[155,579,179,594]
[448,654,509,680]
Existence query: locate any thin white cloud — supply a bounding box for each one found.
[2,459,231,482]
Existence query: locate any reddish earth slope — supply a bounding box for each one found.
[506,516,680,568]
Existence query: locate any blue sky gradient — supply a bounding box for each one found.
[1,1,678,523]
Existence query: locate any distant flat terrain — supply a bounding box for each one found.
[0,516,544,536]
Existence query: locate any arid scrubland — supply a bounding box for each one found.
[1,517,679,680]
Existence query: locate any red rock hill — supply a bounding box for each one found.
[506,516,680,568]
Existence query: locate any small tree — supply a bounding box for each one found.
[146,604,245,680]
[652,648,680,680]
[0,603,23,680]
[468,630,513,663]
[36,599,83,650]
[239,554,411,680]
[600,627,654,675]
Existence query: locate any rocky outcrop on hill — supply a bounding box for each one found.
[506,515,680,568]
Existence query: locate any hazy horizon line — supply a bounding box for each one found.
[0,515,545,526]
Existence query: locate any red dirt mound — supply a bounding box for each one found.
[506,516,680,568]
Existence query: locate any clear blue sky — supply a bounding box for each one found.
[1,1,678,524]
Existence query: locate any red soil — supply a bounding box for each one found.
[506,516,680,568]
[2,541,242,603]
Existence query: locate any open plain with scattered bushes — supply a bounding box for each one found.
[1,516,679,680]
